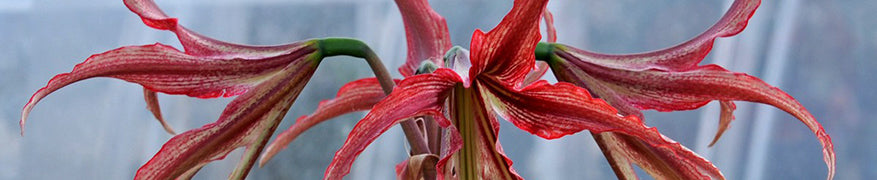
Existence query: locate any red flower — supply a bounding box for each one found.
[319,0,721,179]
[535,0,834,179]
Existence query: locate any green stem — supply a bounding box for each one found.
[534,42,555,63]
[317,37,432,162]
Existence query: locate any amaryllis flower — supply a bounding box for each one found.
[535,0,835,179]
[319,0,721,179]
[21,0,396,179]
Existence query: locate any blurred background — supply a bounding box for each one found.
[1,0,874,179]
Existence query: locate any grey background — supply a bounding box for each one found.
[1,0,874,179]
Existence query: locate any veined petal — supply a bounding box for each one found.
[710,101,736,147]
[395,154,439,180]
[324,69,461,179]
[21,43,317,133]
[593,132,723,179]
[479,79,723,178]
[259,78,399,166]
[551,49,834,177]
[561,0,760,71]
[124,0,304,59]
[135,53,319,179]
[394,0,452,77]
[469,0,548,86]
[520,61,549,88]
[542,10,557,43]
[439,84,522,180]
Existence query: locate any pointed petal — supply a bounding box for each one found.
[259,78,398,166]
[469,0,548,86]
[551,51,834,176]
[480,79,723,178]
[560,0,760,71]
[709,101,736,147]
[144,88,176,134]
[135,54,318,179]
[594,132,724,180]
[20,43,316,133]
[324,69,461,179]
[394,0,452,77]
[124,0,304,59]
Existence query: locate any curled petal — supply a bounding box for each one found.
[324,69,461,179]
[469,0,548,86]
[124,0,304,59]
[709,101,736,147]
[394,0,452,77]
[562,0,760,71]
[135,54,319,179]
[21,43,316,133]
[480,79,723,179]
[143,88,176,135]
[395,154,439,180]
[552,50,834,177]
[259,78,398,166]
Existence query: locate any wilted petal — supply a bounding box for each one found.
[394,0,452,77]
[324,69,460,179]
[143,88,176,134]
[542,10,556,43]
[21,43,316,133]
[469,0,548,86]
[562,0,760,71]
[135,53,319,179]
[259,78,398,166]
[395,154,439,180]
[480,79,723,178]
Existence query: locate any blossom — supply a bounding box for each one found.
[534,0,834,179]
[320,0,722,179]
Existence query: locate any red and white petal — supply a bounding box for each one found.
[393,0,452,77]
[135,53,319,179]
[593,132,723,179]
[124,0,305,59]
[520,61,550,88]
[438,84,522,180]
[469,0,548,86]
[21,43,316,133]
[542,10,557,43]
[559,0,760,71]
[259,78,398,166]
[395,154,439,180]
[324,69,461,179]
[709,101,736,147]
[480,79,723,178]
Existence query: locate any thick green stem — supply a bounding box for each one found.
[534,42,555,63]
[318,37,432,161]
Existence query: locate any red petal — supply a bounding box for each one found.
[21,43,315,134]
[135,54,318,179]
[259,78,398,166]
[143,88,176,135]
[394,0,452,77]
[593,132,723,179]
[559,0,760,71]
[469,0,548,86]
[324,69,461,179]
[479,79,723,178]
[709,101,736,147]
[435,84,522,180]
[552,52,835,177]
[124,0,304,58]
